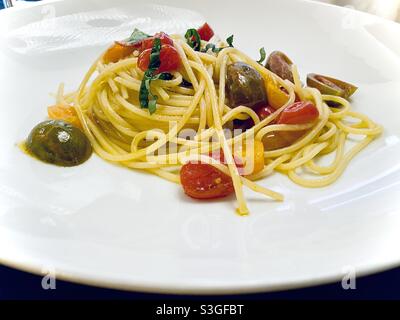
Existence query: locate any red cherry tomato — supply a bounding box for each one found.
[256,104,277,122]
[277,101,319,125]
[180,163,234,200]
[140,32,174,51]
[138,44,181,73]
[209,149,245,170]
[197,23,215,41]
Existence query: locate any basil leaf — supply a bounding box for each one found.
[139,73,152,108]
[148,38,162,70]
[123,28,150,45]
[226,35,234,47]
[185,29,201,51]
[257,47,266,64]
[158,73,174,81]
[148,97,158,114]
[201,43,222,53]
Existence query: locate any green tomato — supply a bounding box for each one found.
[26,120,92,167]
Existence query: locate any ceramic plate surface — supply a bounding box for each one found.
[1,0,400,294]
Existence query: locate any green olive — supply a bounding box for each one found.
[26,120,92,167]
[307,73,358,99]
[225,62,267,109]
[265,51,294,82]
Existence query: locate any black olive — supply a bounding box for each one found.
[226,62,267,109]
[26,120,92,167]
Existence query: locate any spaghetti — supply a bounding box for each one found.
[33,24,383,215]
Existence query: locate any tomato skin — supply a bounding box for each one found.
[140,32,174,51]
[180,163,234,199]
[277,101,319,125]
[103,43,137,63]
[48,105,81,129]
[208,140,264,176]
[256,104,277,122]
[197,23,215,41]
[138,44,181,73]
[209,149,245,170]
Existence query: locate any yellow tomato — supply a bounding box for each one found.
[48,105,81,129]
[236,140,265,176]
[265,78,289,110]
[103,43,136,64]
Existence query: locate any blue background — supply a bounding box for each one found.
[1,264,400,300]
[1,0,400,300]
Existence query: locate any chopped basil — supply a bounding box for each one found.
[122,28,150,45]
[201,43,221,53]
[201,35,235,54]
[257,47,266,64]
[185,29,201,51]
[148,38,162,70]
[226,35,234,47]
[139,38,171,114]
[159,73,174,81]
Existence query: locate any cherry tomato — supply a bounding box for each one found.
[140,32,174,51]
[256,104,277,122]
[180,163,234,199]
[277,101,319,125]
[266,81,290,110]
[209,149,245,170]
[241,140,265,175]
[197,23,215,41]
[209,140,264,176]
[138,44,181,73]
[103,43,137,63]
[48,105,81,129]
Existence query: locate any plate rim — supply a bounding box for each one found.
[1,0,400,294]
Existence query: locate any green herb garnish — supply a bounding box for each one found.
[122,28,150,46]
[201,43,221,53]
[185,29,201,51]
[226,35,234,47]
[201,35,235,54]
[257,47,266,64]
[139,38,171,114]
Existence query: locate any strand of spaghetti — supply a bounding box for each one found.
[318,121,337,142]
[98,90,137,137]
[91,77,206,162]
[218,55,229,117]
[188,59,249,215]
[247,154,292,181]
[181,155,284,201]
[334,119,382,136]
[288,136,374,187]
[277,142,329,171]
[305,133,346,174]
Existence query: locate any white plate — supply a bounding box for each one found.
[1,0,400,294]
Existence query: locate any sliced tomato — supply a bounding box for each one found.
[277,101,319,125]
[260,102,317,151]
[180,163,234,199]
[140,32,174,51]
[209,149,245,170]
[103,43,137,64]
[262,131,306,151]
[48,105,81,129]
[209,140,264,176]
[138,44,181,73]
[256,104,277,122]
[197,23,215,41]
